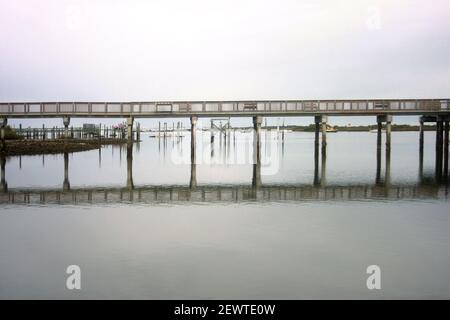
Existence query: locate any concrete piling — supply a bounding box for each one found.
[385,114,392,150]
[191,116,198,165]
[136,122,141,141]
[376,116,383,184]
[253,116,262,165]
[0,118,7,152]
[63,116,70,138]
[127,143,134,190]
[127,116,134,144]
[444,120,449,179]
[252,116,262,189]
[436,118,444,179]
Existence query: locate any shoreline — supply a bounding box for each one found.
[1,138,130,156]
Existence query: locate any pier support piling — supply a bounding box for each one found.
[136,122,141,141]
[127,116,134,144]
[444,120,449,179]
[376,116,383,150]
[376,114,392,184]
[313,116,327,185]
[0,118,7,152]
[313,129,320,186]
[62,116,70,138]
[314,117,320,147]
[314,115,328,147]
[253,116,262,165]
[252,116,263,189]
[126,143,134,190]
[210,120,214,152]
[385,114,392,150]
[190,116,198,165]
[435,117,444,179]
[419,117,424,153]
[419,117,425,181]
[385,115,392,185]
[321,115,328,147]
[376,116,383,184]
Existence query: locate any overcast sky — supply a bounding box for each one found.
[1,0,449,126]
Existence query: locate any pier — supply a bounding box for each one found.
[0,130,448,202]
[1,98,449,181]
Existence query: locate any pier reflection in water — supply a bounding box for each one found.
[0,130,448,204]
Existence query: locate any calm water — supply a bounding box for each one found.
[0,130,449,299]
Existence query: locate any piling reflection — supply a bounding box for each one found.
[1,182,448,205]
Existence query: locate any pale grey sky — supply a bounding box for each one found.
[1,0,449,126]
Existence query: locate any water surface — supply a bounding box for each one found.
[0,131,449,299]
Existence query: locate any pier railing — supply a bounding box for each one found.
[1,99,449,117]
